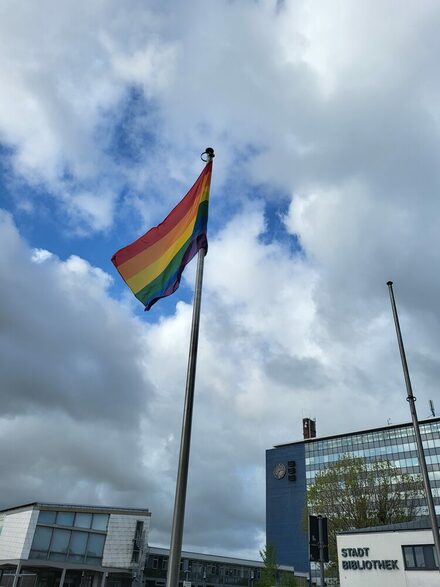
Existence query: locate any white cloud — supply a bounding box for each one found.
[2,0,440,561]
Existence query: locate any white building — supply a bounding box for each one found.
[337,516,440,587]
[0,502,151,587]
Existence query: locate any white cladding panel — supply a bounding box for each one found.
[103,514,150,568]
[337,529,438,587]
[0,509,38,560]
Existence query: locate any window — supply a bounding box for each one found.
[38,511,57,524]
[57,512,75,526]
[49,529,70,561]
[132,521,144,563]
[92,514,109,531]
[74,513,92,529]
[403,545,438,570]
[69,531,88,562]
[31,526,53,557]
[86,533,105,563]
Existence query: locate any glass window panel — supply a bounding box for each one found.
[57,512,75,527]
[91,514,109,531]
[423,546,436,569]
[74,513,92,529]
[69,531,88,557]
[29,550,48,560]
[38,511,56,524]
[49,552,67,562]
[403,546,415,569]
[86,533,105,558]
[50,529,70,555]
[414,546,425,568]
[86,556,102,565]
[32,526,53,551]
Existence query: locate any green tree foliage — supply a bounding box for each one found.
[256,545,297,587]
[307,455,422,571]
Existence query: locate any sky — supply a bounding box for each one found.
[1,0,440,561]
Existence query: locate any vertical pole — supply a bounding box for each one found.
[59,569,67,587]
[387,281,440,571]
[166,152,213,587]
[318,516,325,587]
[11,563,21,587]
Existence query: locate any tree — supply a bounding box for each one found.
[307,455,422,572]
[256,545,297,587]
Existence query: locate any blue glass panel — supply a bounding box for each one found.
[38,511,56,524]
[91,514,109,531]
[32,526,52,551]
[50,529,70,555]
[69,531,88,557]
[57,512,75,526]
[74,513,92,529]
[86,533,105,558]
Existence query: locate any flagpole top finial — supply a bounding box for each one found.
[387,281,393,287]
[201,147,215,162]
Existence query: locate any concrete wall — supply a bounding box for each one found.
[337,529,438,587]
[0,508,38,560]
[103,514,150,569]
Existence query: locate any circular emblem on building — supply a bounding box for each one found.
[273,463,286,480]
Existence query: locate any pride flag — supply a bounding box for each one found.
[112,161,212,310]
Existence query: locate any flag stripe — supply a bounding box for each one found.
[118,176,209,281]
[111,161,211,310]
[112,163,211,267]
[135,204,208,307]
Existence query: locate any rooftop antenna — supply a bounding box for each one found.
[429,399,436,418]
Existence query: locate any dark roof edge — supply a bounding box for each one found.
[337,516,440,535]
[271,416,440,449]
[0,502,150,516]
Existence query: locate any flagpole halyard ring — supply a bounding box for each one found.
[201,147,215,162]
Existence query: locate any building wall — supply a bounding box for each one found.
[266,443,308,572]
[304,419,440,516]
[266,418,440,575]
[337,529,438,587]
[0,509,38,560]
[103,514,150,569]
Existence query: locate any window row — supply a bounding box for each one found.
[30,526,106,565]
[402,544,438,570]
[306,429,440,455]
[38,510,109,531]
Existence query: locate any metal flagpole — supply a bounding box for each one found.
[387,281,440,571]
[166,149,214,587]
[318,516,325,587]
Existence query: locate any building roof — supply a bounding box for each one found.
[272,416,440,449]
[0,502,150,517]
[148,546,306,576]
[338,516,440,535]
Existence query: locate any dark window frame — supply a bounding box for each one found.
[402,544,439,571]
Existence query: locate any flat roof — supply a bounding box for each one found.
[272,416,440,449]
[0,502,150,517]
[148,547,305,576]
[338,516,440,535]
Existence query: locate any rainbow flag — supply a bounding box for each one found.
[112,161,212,310]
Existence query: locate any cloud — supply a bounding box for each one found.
[2,0,440,561]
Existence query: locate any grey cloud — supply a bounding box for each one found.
[0,212,153,425]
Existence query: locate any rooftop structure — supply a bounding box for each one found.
[0,502,150,587]
[266,417,440,573]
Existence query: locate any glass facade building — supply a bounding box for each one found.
[266,417,440,574]
[0,503,150,587]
